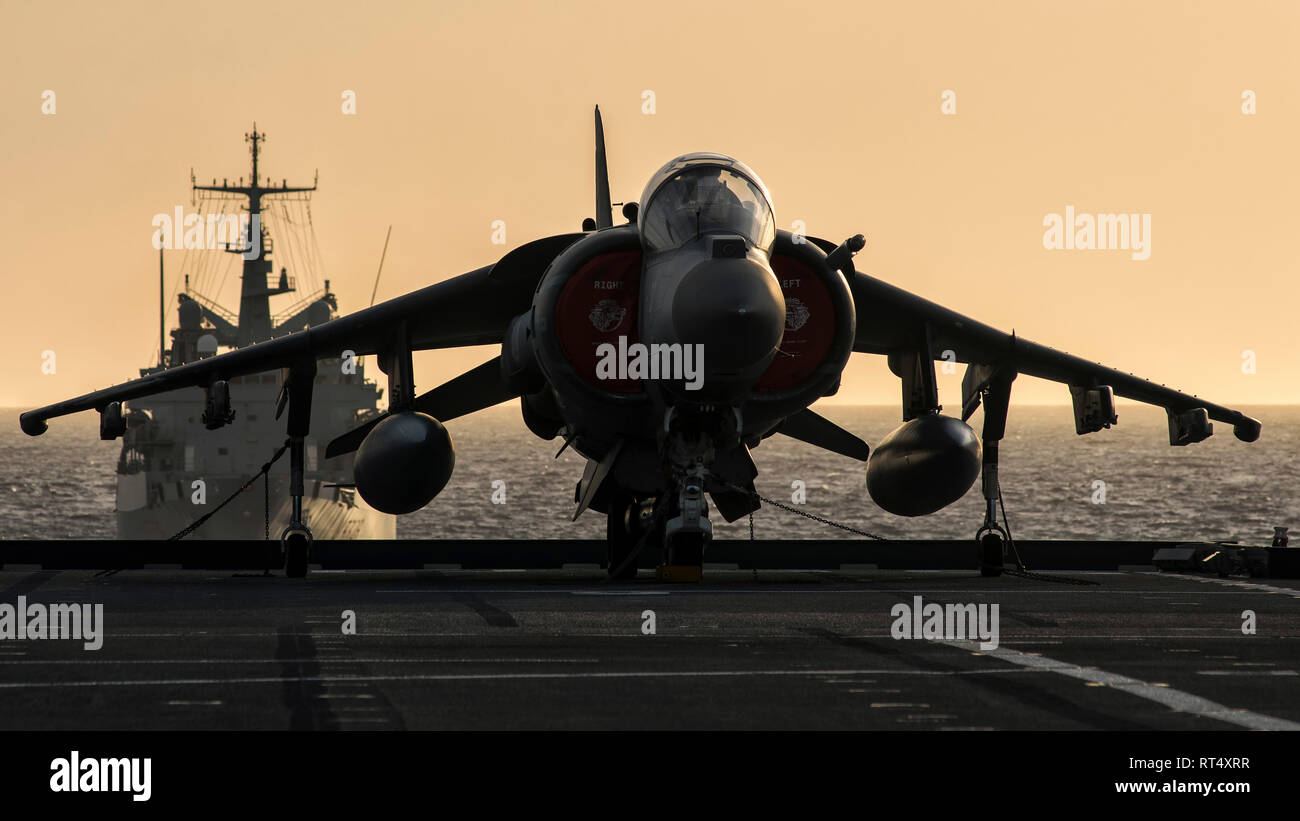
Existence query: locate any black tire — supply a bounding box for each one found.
[663,490,707,568]
[605,493,642,580]
[667,532,706,568]
[979,532,1004,577]
[284,532,311,578]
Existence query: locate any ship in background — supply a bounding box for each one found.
[115,125,395,539]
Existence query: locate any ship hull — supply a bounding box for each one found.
[115,366,392,541]
[117,474,394,540]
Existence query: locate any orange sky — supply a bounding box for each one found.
[3,0,1297,412]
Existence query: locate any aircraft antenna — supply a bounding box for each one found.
[158,247,165,367]
[370,225,393,307]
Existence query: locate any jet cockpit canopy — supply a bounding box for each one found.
[638,153,775,255]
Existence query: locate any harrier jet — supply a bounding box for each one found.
[21,107,1261,578]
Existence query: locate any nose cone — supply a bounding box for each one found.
[671,256,785,392]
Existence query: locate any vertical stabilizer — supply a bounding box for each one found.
[594,106,613,229]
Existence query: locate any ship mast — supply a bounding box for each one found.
[191,124,318,347]
[158,247,165,368]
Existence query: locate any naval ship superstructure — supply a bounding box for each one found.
[116,125,395,540]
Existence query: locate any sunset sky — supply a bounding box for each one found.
[3,0,1297,412]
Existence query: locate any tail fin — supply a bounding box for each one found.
[594,105,613,229]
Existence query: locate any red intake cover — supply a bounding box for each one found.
[754,252,835,391]
[556,250,644,393]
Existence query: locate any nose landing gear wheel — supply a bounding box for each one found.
[666,532,706,569]
[606,494,656,580]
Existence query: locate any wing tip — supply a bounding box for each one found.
[1234,416,1262,443]
[19,412,48,437]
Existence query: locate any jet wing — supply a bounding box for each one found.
[847,269,1262,443]
[20,233,584,436]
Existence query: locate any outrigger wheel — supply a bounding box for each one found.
[282,525,313,578]
[976,524,1007,578]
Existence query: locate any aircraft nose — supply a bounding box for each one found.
[671,255,786,378]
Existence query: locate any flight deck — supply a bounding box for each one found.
[1,555,1296,731]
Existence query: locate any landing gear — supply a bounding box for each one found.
[664,476,710,568]
[653,406,727,582]
[282,435,313,578]
[604,480,711,583]
[283,525,312,578]
[656,470,711,582]
[666,532,707,569]
[975,449,1008,578]
[964,363,1017,578]
[977,525,1006,578]
[606,492,657,580]
[280,359,317,579]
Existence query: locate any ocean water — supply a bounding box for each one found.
[1,404,1295,544]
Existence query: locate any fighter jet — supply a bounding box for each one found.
[21,107,1261,578]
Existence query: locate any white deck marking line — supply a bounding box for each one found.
[374,588,1237,595]
[1134,572,1300,599]
[571,591,671,596]
[1198,670,1298,676]
[315,693,375,699]
[0,658,602,665]
[35,632,1296,640]
[0,666,1056,690]
[939,639,1300,731]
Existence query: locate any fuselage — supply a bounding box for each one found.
[514,153,857,498]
